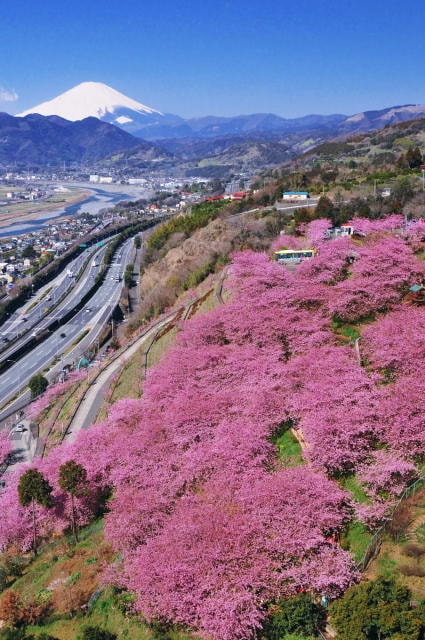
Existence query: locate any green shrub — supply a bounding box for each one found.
[260,593,326,639]
[80,626,117,640]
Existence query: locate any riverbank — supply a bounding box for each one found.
[0,186,90,230]
[0,182,153,237]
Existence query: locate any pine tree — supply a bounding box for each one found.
[18,469,53,553]
[58,460,87,542]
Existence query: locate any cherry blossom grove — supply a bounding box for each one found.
[0,216,424,639]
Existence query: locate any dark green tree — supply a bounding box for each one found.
[21,245,37,259]
[390,177,414,208]
[133,235,141,249]
[124,264,134,288]
[18,469,53,553]
[293,207,313,227]
[111,304,124,323]
[80,626,117,640]
[314,195,335,221]
[406,146,423,169]
[209,179,223,193]
[58,460,88,542]
[261,593,326,639]
[329,577,425,640]
[0,629,28,640]
[28,374,48,399]
[320,169,338,185]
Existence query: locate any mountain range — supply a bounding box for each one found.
[18,82,425,141]
[4,81,425,173]
[0,111,172,168]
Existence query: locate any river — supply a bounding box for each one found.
[0,183,154,238]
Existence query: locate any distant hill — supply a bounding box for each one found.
[338,104,425,134]
[16,81,347,140]
[305,116,425,168]
[0,112,167,167]
[10,82,425,175]
[129,112,348,140]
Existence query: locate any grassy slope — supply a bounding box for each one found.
[365,489,425,597]
[0,278,313,636]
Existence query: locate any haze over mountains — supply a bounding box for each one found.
[4,81,425,172]
[17,82,180,140]
[0,111,170,168]
[17,81,425,141]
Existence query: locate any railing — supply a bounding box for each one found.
[356,474,425,572]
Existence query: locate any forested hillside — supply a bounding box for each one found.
[0,214,425,638]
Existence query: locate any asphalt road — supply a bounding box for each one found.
[0,238,133,410]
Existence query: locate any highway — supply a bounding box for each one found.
[0,243,101,354]
[0,237,134,409]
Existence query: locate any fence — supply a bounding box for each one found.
[356,474,425,572]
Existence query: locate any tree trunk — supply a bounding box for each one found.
[31,498,37,554]
[71,493,79,542]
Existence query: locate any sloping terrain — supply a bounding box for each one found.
[0,113,164,167]
[1,214,425,639]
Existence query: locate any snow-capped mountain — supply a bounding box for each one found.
[16,81,183,137]
[17,81,162,120]
[17,81,425,143]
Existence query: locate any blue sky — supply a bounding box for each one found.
[2,0,425,119]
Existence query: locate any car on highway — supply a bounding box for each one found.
[14,424,26,432]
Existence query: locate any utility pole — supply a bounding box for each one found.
[420,165,425,191]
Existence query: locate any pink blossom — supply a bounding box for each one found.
[349,215,404,235]
[357,450,417,499]
[0,430,11,464]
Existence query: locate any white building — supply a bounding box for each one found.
[128,178,148,185]
[282,191,310,201]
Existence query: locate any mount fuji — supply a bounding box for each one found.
[17,81,184,138]
[17,81,425,147]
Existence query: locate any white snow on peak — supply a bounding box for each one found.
[115,115,133,124]
[17,81,162,121]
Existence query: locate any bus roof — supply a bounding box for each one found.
[274,249,316,254]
